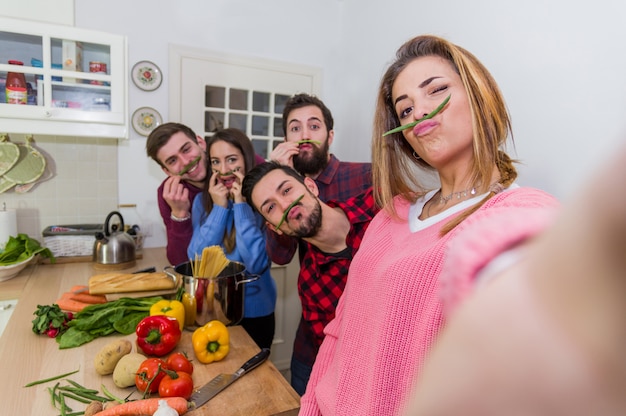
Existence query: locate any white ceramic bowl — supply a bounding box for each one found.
[0,255,35,282]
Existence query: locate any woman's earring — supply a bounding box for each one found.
[412,151,421,160]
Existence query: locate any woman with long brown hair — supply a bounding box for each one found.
[299,35,559,415]
[188,128,276,349]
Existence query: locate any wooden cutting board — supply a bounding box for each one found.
[88,271,177,295]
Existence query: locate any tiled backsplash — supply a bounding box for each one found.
[1,134,119,242]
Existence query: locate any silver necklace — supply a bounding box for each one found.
[439,188,476,204]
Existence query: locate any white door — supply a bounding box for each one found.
[169,45,322,372]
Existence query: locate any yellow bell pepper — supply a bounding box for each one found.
[149,299,185,331]
[192,320,230,364]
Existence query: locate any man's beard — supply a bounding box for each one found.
[291,198,323,239]
[293,137,330,176]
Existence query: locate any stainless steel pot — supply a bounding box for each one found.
[164,260,258,328]
[93,211,136,268]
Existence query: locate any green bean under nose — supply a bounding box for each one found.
[276,194,304,229]
[383,94,451,137]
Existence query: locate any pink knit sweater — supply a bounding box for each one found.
[299,187,559,416]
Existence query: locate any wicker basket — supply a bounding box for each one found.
[42,224,144,257]
[43,235,96,257]
[42,224,102,257]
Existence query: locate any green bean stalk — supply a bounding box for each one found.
[297,140,321,145]
[383,94,451,137]
[276,194,304,229]
[212,166,241,176]
[178,155,202,176]
[25,373,125,416]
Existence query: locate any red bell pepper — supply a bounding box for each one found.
[135,315,181,356]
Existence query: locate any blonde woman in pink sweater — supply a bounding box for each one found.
[299,35,560,415]
[406,139,626,415]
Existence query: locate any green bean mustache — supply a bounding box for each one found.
[212,167,241,176]
[297,140,321,145]
[178,155,202,176]
[383,94,451,137]
[276,194,304,229]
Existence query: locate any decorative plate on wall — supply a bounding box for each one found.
[132,107,162,136]
[131,60,163,91]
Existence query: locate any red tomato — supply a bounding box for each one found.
[166,352,194,375]
[158,371,194,400]
[135,358,167,393]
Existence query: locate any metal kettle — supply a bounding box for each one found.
[93,211,136,268]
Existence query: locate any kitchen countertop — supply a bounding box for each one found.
[0,247,300,415]
[0,261,36,301]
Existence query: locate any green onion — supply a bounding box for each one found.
[179,155,202,176]
[24,368,80,387]
[297,140,321,145]
[383,94,451,137]
[276,194,304,229]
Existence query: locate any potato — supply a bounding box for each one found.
[84,400,103,416]
[94,339,132,375]
[113,352,146,388]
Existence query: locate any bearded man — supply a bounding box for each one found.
[268,93,372,265]
[242,161,377,396]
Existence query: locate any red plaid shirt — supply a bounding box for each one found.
[292,187,378,367]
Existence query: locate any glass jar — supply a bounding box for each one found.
[6,60,27,105]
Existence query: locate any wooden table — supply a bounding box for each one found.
[0,248,300,415]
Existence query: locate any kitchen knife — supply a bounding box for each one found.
[190,348,270,408]
[132,266,156,274]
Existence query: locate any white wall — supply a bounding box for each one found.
[334,0,626,197]
[0,0,74,26]
[75,0,342,248]
[75,0,626,249]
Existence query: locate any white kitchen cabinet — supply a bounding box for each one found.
[0,17,128,139]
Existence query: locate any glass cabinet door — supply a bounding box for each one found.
[46,37,112,113]
[0,17,127,139]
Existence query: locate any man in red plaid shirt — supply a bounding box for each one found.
[242,161,378,396]
[268,93,372,266]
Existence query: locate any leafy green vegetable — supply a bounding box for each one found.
[113,311,147,334]
[383,94,451,137]
[56,296,163,349]
[0,233,55,265]
[31,304,72,338]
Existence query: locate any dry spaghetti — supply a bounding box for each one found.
[191,245,230,278]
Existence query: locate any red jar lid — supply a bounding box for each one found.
[8,60,24,65]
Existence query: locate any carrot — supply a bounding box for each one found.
[70,292,107,304]
[56,293,92,313]
[70,285,90,293]
[94,397,191,415]
[55,287,107,312]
